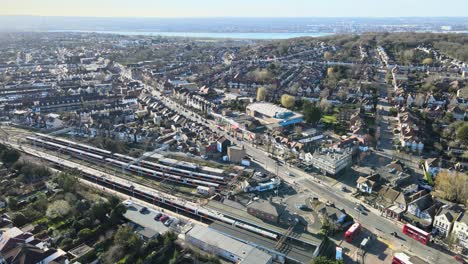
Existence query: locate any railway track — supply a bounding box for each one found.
[26,133,230,190]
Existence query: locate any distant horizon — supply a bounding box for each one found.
[1,15,468,19]
[3,0,468,18]
[1,15,466,35]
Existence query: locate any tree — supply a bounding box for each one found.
[319,98,332,113]
[12,213,28,227]
[434,171,468,205]
[256,87,267,101]
[324,52,333,61]
[456,124,468,145]
[280,94,295,109]
[303,103,322,125]
[91,202,108,221]
[114,225,143,253]
[46,200,71,219]
[1,149,20,165]
[109,204,127,225]
[78,228,94,241]
[310,256,344,264]
[389,107,398,117]
[422,57,433,65]
[8,196,18,210]
[56,172,78,192]
[327,67,334,77]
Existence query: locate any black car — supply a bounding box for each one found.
[139,206,148,213]
[154,212,162,221]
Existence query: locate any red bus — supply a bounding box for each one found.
[344,222,361,242]
[392,252,425,264]
[402,224,430,245]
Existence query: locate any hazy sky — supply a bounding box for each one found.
[2,0,467,17]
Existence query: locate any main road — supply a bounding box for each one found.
[150,89,453,264]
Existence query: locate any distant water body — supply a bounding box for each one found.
[49,30,333,39]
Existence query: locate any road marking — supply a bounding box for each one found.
[377,236,394,250]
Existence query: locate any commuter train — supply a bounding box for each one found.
[26,135,222,189]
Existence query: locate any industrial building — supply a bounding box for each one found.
[185,225,273,264]
[246,102,303,128]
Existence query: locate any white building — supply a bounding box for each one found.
[186,225,273,264]
[304,149,352,175]
[433,207,458,238]
[453,212,468,249]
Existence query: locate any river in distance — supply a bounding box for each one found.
[49,30,333,39]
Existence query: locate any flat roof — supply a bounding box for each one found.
[247,102,303,124]
[240,248,273,264]
[187,225,272,263]
[210,221,317,264]
[247,102,293,118]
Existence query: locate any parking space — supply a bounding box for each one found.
[123,201,179,235]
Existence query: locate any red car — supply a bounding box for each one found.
[454,255,466,264]
[159,215,169,222]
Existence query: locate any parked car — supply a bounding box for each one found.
[454,255,466,264]
[154,212,162,221]
[170,218,180,227]
[139,207,148,213]
[159,215,169,222]
[164,218,174,226]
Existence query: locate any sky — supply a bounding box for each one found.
[1,0,467,18]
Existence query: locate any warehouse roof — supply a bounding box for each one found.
[187,225,272,264]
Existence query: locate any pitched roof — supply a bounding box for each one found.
[410,193,433,211]
[2,244,48,264]
[247,200,284,218]
[356,173,380,187]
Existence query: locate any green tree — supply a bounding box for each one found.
[169,250,180,264]
[280,94,295,109]
[456,124,468,145]
[324,52,333,61]
[109,204,127,225]
[12,213,28,227]
[1,149,20,165]
[56,173,78,192]
[114,225,143,253]
[8,196,19,210]
[310,256,344,264]
[91,202,109,221]
[256,87,267,101]
[303,102,322,125]
[78,228,94,241]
